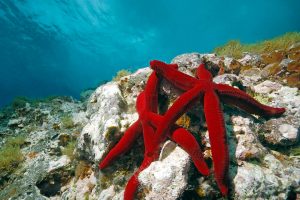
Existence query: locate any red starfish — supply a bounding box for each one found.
[99,67,209,200]
[150,60,286,195]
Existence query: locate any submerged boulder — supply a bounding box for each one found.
[0,48,299,200]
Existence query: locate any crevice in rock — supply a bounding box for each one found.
[36,167,73,197]
[36,173,62,197]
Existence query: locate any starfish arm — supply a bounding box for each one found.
[146,112,161,128]
[150,60,198,91]
[170,127,210,176]
[155,85,204,143]
[146,111,210,175]
[144,72,160,113]
[196,63,213,81]
[216,83,285,118]
[141,120,158,153]
[143,64,193,117]
[99,121,142,169]
[124,156,157,200]
[204,90,229,196]
[150,60,179,70]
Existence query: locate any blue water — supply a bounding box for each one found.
[0,0,299,107]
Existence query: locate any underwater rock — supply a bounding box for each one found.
[238,53,262,66]
[77,82,136,163]
[1,48,300,200]
[98,185,117,200]
[213,73,240,85]
[72,111,88,126]
[63,172,97,200]
[224,58,242,74]
[287,42,300,60]
[171,53,221,76]
[139,144,190,200]
[240,67,262,77]
[232,116,267,161]
[259,119,299,146]
[253,80,282,94]
[80,89,95,101]
[261,62,281,77]
[287,60,300,72]
[234,154,300,199]
[7,117,26,128]
[269,86,300,117]
[47,155,71,173]
[261,51,285,65]
[0,97,84,200]
[171,53,203,70]
[278,124,299,143]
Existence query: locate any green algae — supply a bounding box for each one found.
[61,114,75,129]
[113,69,131,81]
[214,32,300,58]
[0,135,26,176]
[289,145,300,156]
[104,126,120,141]
[62,140,77,160]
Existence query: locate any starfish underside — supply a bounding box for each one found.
[99,60,285,200]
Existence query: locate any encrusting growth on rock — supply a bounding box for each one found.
[99,60,286,199]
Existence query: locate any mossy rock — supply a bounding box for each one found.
[104,126,120,141]
[176,114,191,129]
[286,73,300,88]
[61,115,75,129]
[113,69,131,82]
[289,146,300,156]
[214,40,243,58]
[247,91,271,105]
[228,59,242,74]
[241,67,261,77]
[12,97,28,109]
[75,161,92,181]
[62,139,77,160]
[214,32,300,59]
[261,62,282,78]
[240,65,254,72]
[261,51,285,65]
[0,135,26,176]
[287,51,300,60]
[268,62,282,76]
[287,60,300,72]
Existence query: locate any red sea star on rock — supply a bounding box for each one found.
[150,60,286,195]
[99,66,209,200]
[99,59,285,199]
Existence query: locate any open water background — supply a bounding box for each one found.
[0,0,299,106]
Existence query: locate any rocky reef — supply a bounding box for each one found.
[0,43,299,200]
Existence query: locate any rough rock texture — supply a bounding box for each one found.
[139,143,191,200]
[234,153,300,199]
[0,97,86,199]
[0,43,299,200]
[77,82,134,162]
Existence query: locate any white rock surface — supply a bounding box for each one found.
[2,52,299,200]
[253,80,282,94]
[74,172,97,200]
[279,124,299,143]
[7,117,26,127]
[98,185,117,200]
[47,155,70,172]
[139,144,191,200]
[238,53,261,66]
[77,82,137,162]
[72,111,88,126]
[234,154,300,199]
